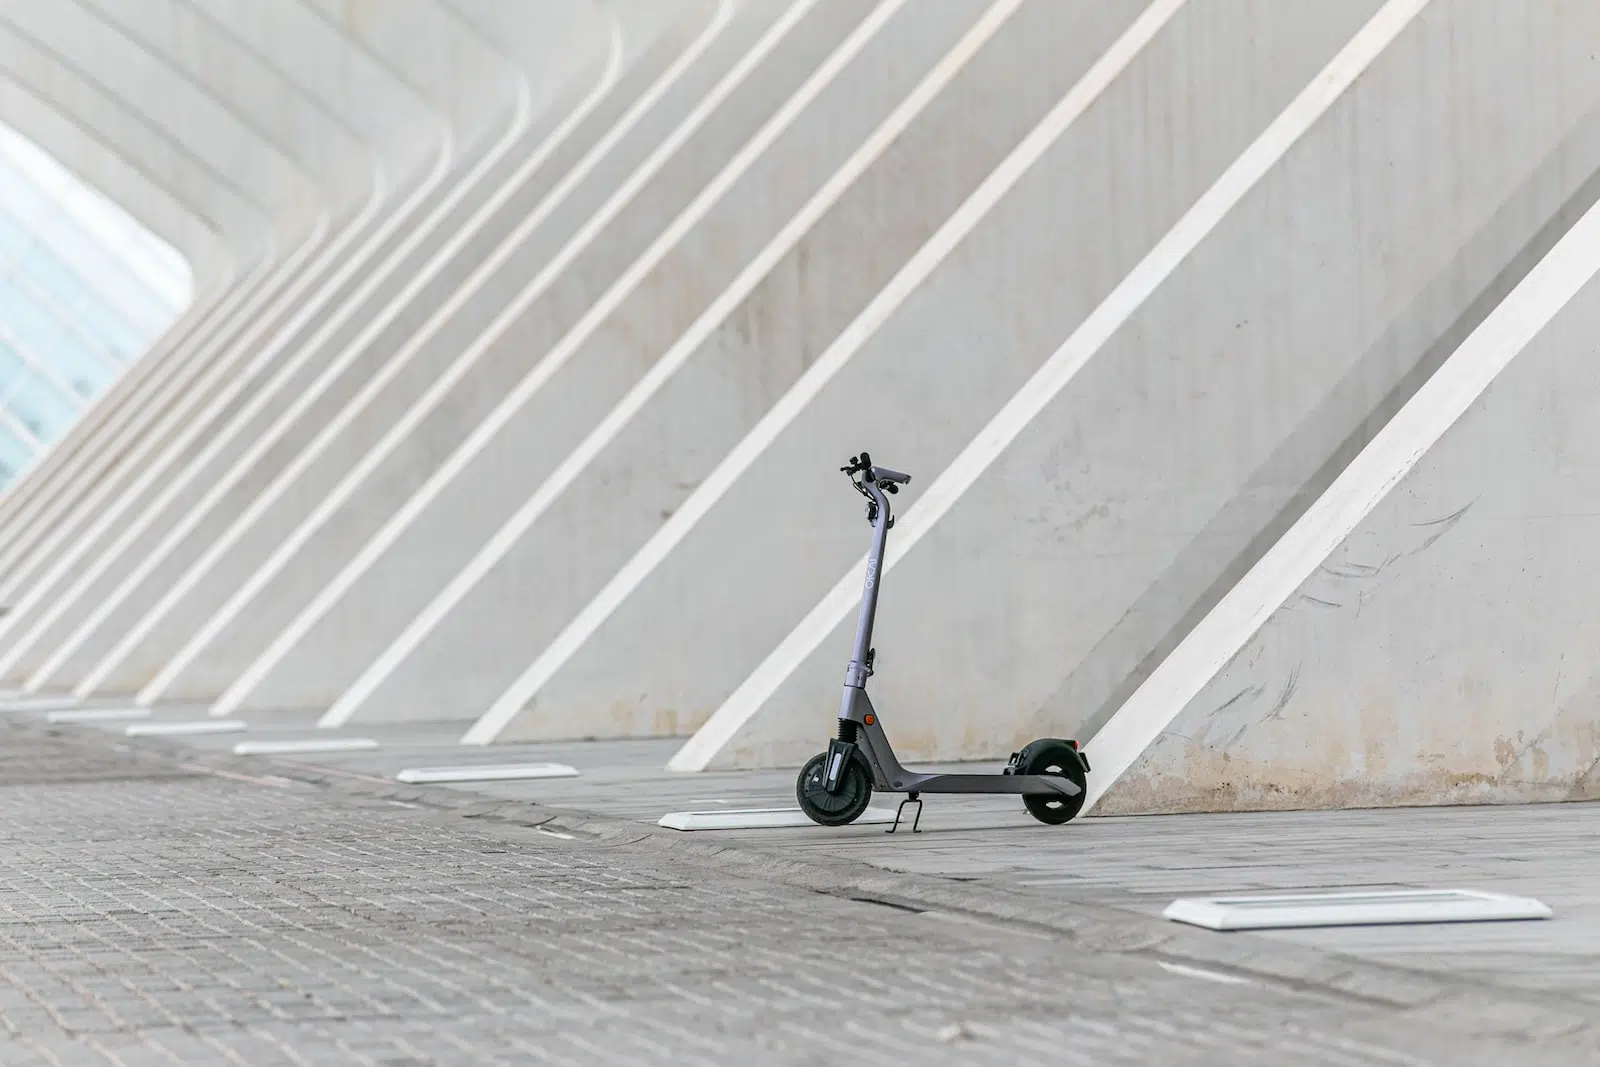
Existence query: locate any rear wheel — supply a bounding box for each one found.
[797,751,873,826]
[1020,740,1087,825]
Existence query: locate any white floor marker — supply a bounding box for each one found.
[232,738,380,756]
[5,696,84,712]
[124,720,248,737]
[394,763,579,784]
[1163,889,1551,931]
[657,806,898,830]
[46,707,151,724]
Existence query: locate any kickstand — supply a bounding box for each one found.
[887,792,922,834]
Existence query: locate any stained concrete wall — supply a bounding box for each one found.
[38,0,763,700]
[684,0,1600,771]
[0,0,427,655]
[11,0,1600,825]
[0,0,612,690]
[10,1,667,697]
[0,72,240,547]
[1095,173,1600,814]
[243,0,1014,725]
[77,0,890,702]
[0,11,296,594]
[494,0,1384,751]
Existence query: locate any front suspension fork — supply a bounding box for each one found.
[822,735,859,794]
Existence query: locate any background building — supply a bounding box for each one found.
[5,0,1600,816]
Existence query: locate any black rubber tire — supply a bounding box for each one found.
[796,751,873,826]
[1020,741,1088,825]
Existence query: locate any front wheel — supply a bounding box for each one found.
[797,751,873,826]
[1020,740,1088,825]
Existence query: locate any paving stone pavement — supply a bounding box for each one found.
[0,720,1595,1065]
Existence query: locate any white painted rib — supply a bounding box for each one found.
[45,707,149,723]
[23,148,471,690]
[657,807,897,830]
[19,207,383,692]
[304,0,1021,730]
[1079,175,1600,813]
[394,763,579,784]
[29,28,634,696]
[667,0,1431,772]
[0,172,261,565]
[195,0,891,724]
[233,738,379,755]
[124,719,247,737]
[460,0,1189,747]
[22,151,502,692]
[0,9,419,618]
[97,1,741,705]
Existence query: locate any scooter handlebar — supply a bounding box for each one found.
[871,465,910,485]
[840,453,911,485]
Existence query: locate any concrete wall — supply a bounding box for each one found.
[0,0,618,691]
[0,70,240,538]
[13,1,653,698]
[30,0,763,699]
[0,0,438,679]
[511,0,1384,753]
[1095,153,1600,814]
[258,0,1011,726]
[0,7,301,605]
[10,0,1600,822]
[670,0,1600,773]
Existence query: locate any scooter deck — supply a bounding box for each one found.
[892,771,1081,797]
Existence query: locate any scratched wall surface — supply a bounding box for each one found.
[1100,266,1600,814]
[711,0,1600,774]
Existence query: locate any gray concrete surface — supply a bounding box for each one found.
[0,13,278,562]
[530,0,1385,757]
[5,714,1600,1064]
[47,0,797,700]
[0,70,239,526]
[9,0,1600,846]
[0,0,515,692]
[711,0,1600,773]
[1105,210,1600,812]
[18,0,682,703]
[0,0,349,614]
[80,707,1600,1013]
[312,0,1022,727]
[343,0,1159,739]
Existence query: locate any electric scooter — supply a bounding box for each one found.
[797,453,1091,832]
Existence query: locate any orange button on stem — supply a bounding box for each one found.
[864,714,875,726]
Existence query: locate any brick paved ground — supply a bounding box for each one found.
[0,720,1594,1065]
